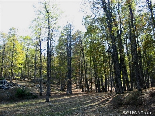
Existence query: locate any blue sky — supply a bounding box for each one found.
[0,0,86,36]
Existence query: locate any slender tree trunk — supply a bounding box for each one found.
[105,71,107,92]
[39,38,43,96]
[84,63,89,92]
[137,46,144,89]
[101,77,104,92]
[11,41,15,83]
[79,51,82,90]
[90,56,92,92]
[81,40,89,92]
[45,5,51,102]
[60,72,65,91]
[0,43,5,78]
[92,56,101,93]
[97,77,101,92]
[146,0,155,37]
[34,46,37,83]
[79,49,84,92]
[66,24,72,94]
[93,56,98,93]
[109,54,113,92]
[143,50,150,88]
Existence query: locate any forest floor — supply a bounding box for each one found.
[0,80,155,116]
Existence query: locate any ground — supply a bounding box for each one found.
[0,80,155,116]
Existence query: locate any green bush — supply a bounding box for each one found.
[15,87,38,99]
[15,87,26,98]
[0,87,38,102]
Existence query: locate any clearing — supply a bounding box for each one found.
[0,80,155,116]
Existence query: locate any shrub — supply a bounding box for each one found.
[0,87,38,102]
[111,91,143,108]
[149,91,155,97]
[0,90,7,102]
[123,91,142,106]
[15,87,38,99]
[15,87,27,99]
[111,94,124,108]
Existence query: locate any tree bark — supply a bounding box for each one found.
[39,37,43,96]
[0,43,5,78]
[66,24,72,94]
[146,0,155,37]
[101,0,123,94]
[45,4,51,102]
[81,40,89,92]
[128,4,141,91]
[34,45,37,83]
[11,40,15,83]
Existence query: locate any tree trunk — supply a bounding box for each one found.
[105,72,107,92]
[101,77,104,92]
[93,56,98,93]
[39,37,43,96]
[128,4,141,91]
[137,46,144,89]
[34,46,37,83]
[0,43,5,78]
[11,40,15,83]
[45,4,51,102]
[146,0,155,37]
[101,0,123,94]
[81,40,89,92]
[97,77,101,92]
[66,24,72,94]
[90,56,92,92]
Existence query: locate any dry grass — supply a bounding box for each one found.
[0,80,155,116]
[0,92,118,116]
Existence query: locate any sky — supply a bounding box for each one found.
[1,0,155,36]
[0,0,86,36]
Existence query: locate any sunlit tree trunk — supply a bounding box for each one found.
[146,0,155,37]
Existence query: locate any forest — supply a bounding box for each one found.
[0,0,155,115]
